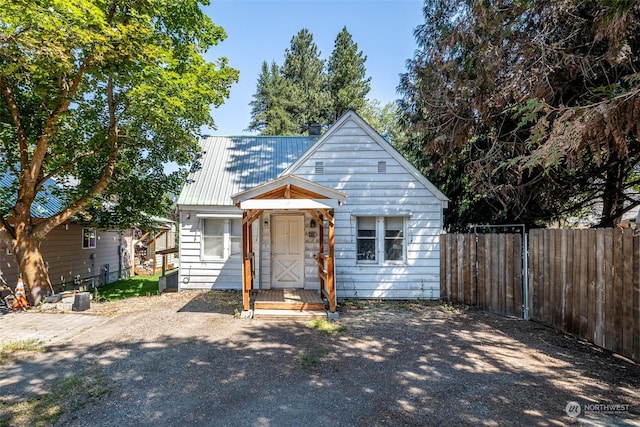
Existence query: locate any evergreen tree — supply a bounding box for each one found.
[281,28,330,134]
[248,61,296,135]
[399,0,640,229]
[327,26,371,121]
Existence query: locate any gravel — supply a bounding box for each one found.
[1,291,638,426]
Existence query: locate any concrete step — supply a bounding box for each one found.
[253,309,327,321]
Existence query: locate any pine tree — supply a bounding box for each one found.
[248,61,296,135]
[327,26,371,121]
[281,28,330,134]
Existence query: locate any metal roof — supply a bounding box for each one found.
[177,136,316,206]
[0,171,64,218]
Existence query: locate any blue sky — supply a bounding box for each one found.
[200,0,425,135]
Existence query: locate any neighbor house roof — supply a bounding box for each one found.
[177,136,316,206]
[0,171,64,218]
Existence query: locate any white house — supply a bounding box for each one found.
[176,111,448,314]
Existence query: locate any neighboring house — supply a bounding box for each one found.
[133,217,177,275]
[177,110,448,312]
[0,224,134,292]
[0,172,135,292]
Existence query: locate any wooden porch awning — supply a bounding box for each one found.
[231,175,347,315]
[231,175,347,207]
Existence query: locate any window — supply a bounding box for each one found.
[203,219,224,258]
[357,217,377,262]
[82,227,96,249]
[202,218,243,260]
[384,217,405,261]
[230,218,242,255]
[356,216,406,264]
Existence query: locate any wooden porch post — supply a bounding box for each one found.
[327,210,336,312]
[242,211,252,311]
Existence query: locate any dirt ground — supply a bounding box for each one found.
[1,291,639,426]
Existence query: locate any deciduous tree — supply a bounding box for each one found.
[0,0,238,303]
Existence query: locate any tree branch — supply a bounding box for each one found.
[33,72,120,239]
[0,76,28,167]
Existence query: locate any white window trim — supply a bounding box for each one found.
[82,227,97,249]
[201,218,241,261]
[356,216,407,265]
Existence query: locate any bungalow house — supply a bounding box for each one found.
[177,110,448,316]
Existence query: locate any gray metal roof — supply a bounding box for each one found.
[0,171,64,218]
[177,136,316,206]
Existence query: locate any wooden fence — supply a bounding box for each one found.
[441,228,640,363]
[440,233,523,318]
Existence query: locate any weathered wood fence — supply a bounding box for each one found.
[440,233,524,318]
[441,228,640,363]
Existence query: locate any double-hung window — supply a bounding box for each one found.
[356,216,406,264]
[202,218,242,260]
[82,227,97,249]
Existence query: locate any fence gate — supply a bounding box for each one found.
[440,225,529,319]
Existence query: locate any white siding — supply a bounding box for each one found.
[178,207,249,290]
[176,113,446,300]
[288,118,444,300]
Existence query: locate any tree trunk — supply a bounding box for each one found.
[598,161,626,228]
[13,235,52,305]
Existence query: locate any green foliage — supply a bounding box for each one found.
[281,29,331,134]
[94,273,161,301]
[249,27,371,135]
[0,0,239,229]
[296,349,326,369]
[0,0,238,299]
[327,26,371,121]
[360,99,406,146]
[0,339,44,363]
[0,368,111,427]
[400,0,640,229]
[307,318,346,336]
[248,61,297,135]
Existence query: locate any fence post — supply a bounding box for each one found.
[522,231,530,320]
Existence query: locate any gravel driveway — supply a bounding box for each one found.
[1,291,638,426]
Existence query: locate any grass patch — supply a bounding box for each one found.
[0,339,44,363]
[307,319,346,336]
[0,368,111,427]
[201,290,243,307]
[94,273,161,301]
[296,349,327,369]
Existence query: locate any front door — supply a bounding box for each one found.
[271,214,304,288]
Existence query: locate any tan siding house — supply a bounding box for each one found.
[0,224,133,292]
